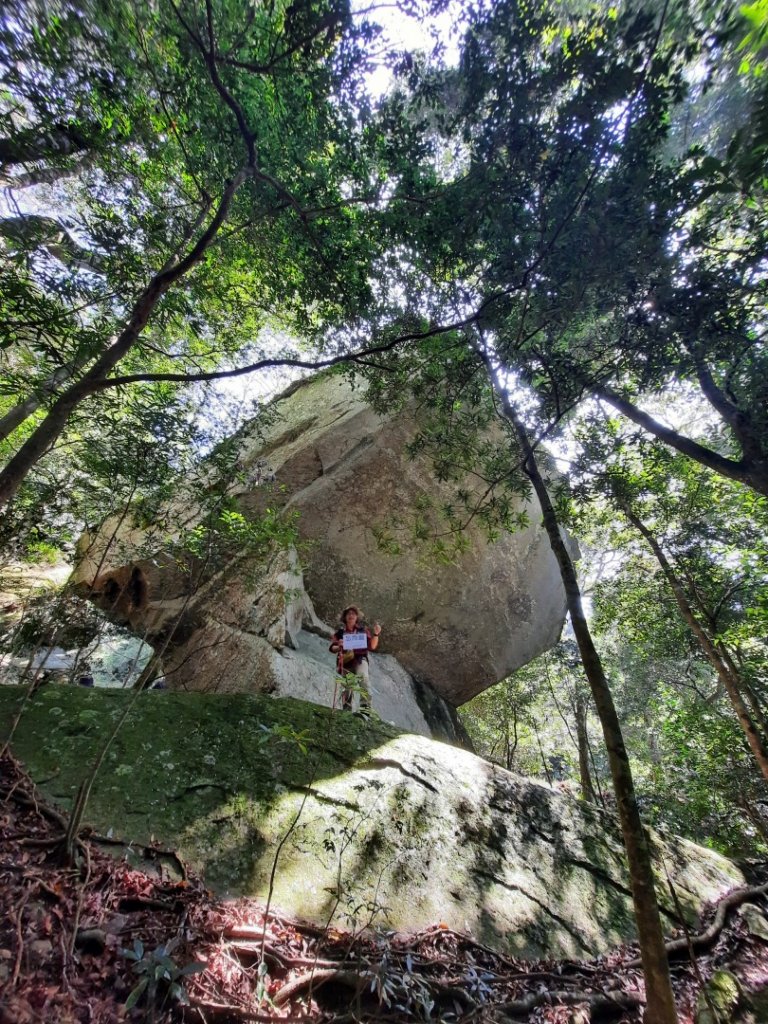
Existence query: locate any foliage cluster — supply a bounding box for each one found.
[2,2,768,1015]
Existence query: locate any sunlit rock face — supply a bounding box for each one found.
[2,687,745,960]
[71,373,576,725]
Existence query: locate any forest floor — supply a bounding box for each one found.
[2,751,768,1024]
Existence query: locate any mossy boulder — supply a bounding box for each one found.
[696,969,742,1024]
[0,686,745,960]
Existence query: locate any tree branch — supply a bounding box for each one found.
[0,167,253,508]
[595,384,767,495]
[689,347,765,462]
[90,298,513,390]
[0,150,99,190]
[168,0,256,164]
[0,214,105,273]
[216,12,340,76]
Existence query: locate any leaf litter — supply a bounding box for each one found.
[2,751,768,1024]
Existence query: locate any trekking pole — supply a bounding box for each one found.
[331,646,344,711]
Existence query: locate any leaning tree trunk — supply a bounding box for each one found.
[717,644,768,739]
[0,390,50,444]
[0,203,211,447]
[0,167,252,509]
[0,363,82,444]
[622,505,768,784]
[595,385,768,498]
[484,374,678,1024]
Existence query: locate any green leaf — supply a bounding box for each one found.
[124,976,149,1010]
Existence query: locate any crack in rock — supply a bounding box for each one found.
[470,868,592,953]
[171,782,232,802]
[487,806,560,848]
[563,856,683,925]
[561,856,633,899]
[525,821,558,846]
[317,746,360,767]
[317,435,375,478]
[359,758,439,793]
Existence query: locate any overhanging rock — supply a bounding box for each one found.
[72,373,577,714]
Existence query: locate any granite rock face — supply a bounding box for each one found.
[72,537,464,741]
[1,687,745,960]
[72,373,576,713]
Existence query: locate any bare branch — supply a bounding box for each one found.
[216,12,340,76]
[92,294,518,390]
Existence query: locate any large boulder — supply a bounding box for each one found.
[0,686,745,960]
[72,373,576,709]
[71,538,464,740]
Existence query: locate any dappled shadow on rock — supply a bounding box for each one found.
[4,749,768,1024]
[0,686,746,964]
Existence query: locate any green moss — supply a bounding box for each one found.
[0,686,745,963]
[0,685,401,863]
[696,969,742,1024]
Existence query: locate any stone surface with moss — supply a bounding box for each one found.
[695,969,742,1024]
[0,686,746,959]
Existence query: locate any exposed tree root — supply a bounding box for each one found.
[497,989,642,1018]
[188,1004,313,1023]
[4,750,768,1024]
[627,881,768,968]
[273,967,370,1006]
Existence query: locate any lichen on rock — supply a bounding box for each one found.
[0,685,745,961]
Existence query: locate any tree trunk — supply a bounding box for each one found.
[132,656,162,691]
[506,708,519,771]
[717,644,768,738]
[739,796,768,846]
[0,124,97,167]
[621,505,768,784]
[0,150,97,190]
[586,730,608,808]
[0,363,81,443]
[533,720,553,784]
[595,386,768,497]
[575,694,596,803]
[0,167,252,509]
[485,371,678,1024]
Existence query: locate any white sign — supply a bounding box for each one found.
[342,632,369,651]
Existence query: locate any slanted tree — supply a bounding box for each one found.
[361,3,727,1013]
[573,422,768,781]
[481,353,679,1024]
[361,338,680,1021]
[0,0,452,512]
[580,502,768,856]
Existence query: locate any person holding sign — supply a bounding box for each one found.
[329,605,382,715]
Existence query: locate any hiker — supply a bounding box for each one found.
[329,605,382,714]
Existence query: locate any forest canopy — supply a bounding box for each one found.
[1,0,765,518]
[1,1,767,1020]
